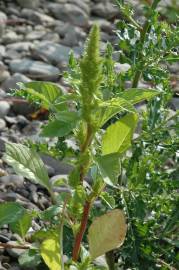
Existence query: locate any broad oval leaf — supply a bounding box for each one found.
[93,98,135,127]
[88,209,127,259]
[41,235,61,270]
[0,202,25,228]
[19,81,63,109]
[3,143,51,192]
[96,153,121,187]
[102,113,138,155]
[41,111,79,137]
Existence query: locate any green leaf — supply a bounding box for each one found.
[96,153,121,186]
[118,88,158,105]
[40,206,61,221]
[0,202,25,228]
[102,113,138,155]
[94,98,135,127]
[3,142,51,191]
[163,56,179,62]
[10,211,32,238]
[41,111,79,138]
[41,235,61,270]
[19,81,62,108]
[100,192,116,208]
[88,209,127,259]
[18,249,41,268]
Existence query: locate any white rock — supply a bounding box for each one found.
[0,101,10,118]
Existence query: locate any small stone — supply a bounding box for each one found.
[33,41,73,66]
[0,12,7,38]
[16,0,40,9]
[0,46,5,60]
[25,30,46,41]
[0,119,6,131]
[0,234,9,243]
[9,58,60,80]
[1,73,31,92]
[22,9,55,24]
[0,70,10,83]
[114,63,131,73]
[0,101,10,118]
[48,3,89,27]
[171,97,179,110]
[0,175,24,187]
[6,241,25,258]
[6,42,33,52]
[2,31,22,45]
[91,2,119,19]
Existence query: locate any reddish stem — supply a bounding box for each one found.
[72,201,91,261]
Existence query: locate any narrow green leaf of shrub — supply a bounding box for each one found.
[0,202,25,228]
[41,235,61,270]
[18,249,41,268]
[96,153,121,186]
[94,98,135,127]
[102,113,138,155]
[118,88,159,105]
[19,81,62,108]
[10,211,32,238]
[3,142,51,191]
[88,209,127,259]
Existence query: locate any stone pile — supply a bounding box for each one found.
[0,0,178,268]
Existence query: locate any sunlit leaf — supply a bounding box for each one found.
[41,235,61,270]
[3,142,51,191]
[0,202,25,228]
[88,209,127,259]
[96,153,121,186]
[102,113,138,155]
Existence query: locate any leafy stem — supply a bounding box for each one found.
[72,200,91,261]
[132,0,161,88]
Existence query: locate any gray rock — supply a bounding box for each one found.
[0,101,10,118]
[0,119,6,131]
[1,73,31,92]
[6,42,33,52]
[9,59,60,80]
[42,32,60,43]
[91,1,119,19]
[16,0,40,9]
[114,63,131,73]
[0,46,5,60]
[25,30,46,41]
[0,70,10,83]
[48,3,89,27]
[33,41,71,66]
[41,154,73,175]
[0,175,24,187]
[22,8,55,24]
[7,241,25,258]
[171,97,179,110]
[59,24,86,47]
[2,31,22,44]
[0,12,7,37]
